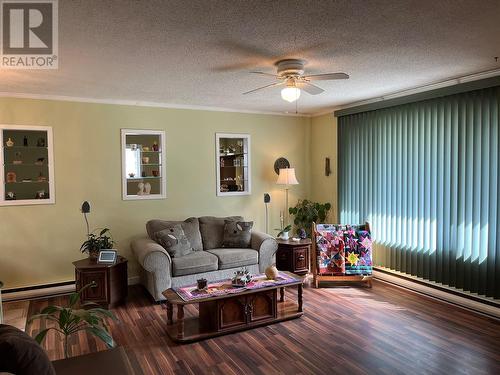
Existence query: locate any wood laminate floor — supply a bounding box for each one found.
[20,280,500,375]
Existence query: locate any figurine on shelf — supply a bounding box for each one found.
[152,170,159,177]
[130,144,137,150]
[6,172,16,183]
[34,157,45,166]
[35,190,46,199]
[142,146,150,152]
[23,136,28,146]
[137,182,145,195]
[141,171,146,177]
[6,137,14,147]
[13,152,23,165]
[152,141,159,152]
[128,172,135,178]
[6,191,16,200]
[36,138,45,147]
[144,182,151,195]
[220,157,225,167]
[37,171,47,182]
[142,156,149,164]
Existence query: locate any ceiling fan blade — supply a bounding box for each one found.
[296,81,324,95]
[250,71,278,78]
[242,81,284,95]
[303,73,350,81]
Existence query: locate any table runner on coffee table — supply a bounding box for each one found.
[173,272,298,302]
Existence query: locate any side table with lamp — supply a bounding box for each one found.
[274,164,311,275]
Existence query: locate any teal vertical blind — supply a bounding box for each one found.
[339,86,500,298]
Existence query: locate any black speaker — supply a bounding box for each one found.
[264,193,270,203]
[81,201,91,213]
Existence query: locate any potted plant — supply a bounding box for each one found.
[28,283,117,359]
[289,200,332,237]
[276,224,292,240]
[80,228,114,259]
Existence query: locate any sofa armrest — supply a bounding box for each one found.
[131,237,173,301]
[131,237,172,273]
[251,231,278,273]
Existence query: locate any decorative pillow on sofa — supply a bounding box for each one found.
[146,217,203,251]
[155,224,193,258]
[199,216,243,249]
[222,220,253,248]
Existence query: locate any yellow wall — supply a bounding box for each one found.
[310,113,338,222]
[0,97,311,289]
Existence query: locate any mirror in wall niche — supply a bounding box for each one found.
[0,124,55,206]
[121,129,166,200]
[216,133,251,196]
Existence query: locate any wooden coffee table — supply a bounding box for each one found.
[162,271,304,342]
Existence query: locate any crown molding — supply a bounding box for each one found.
[0,92,311,118]
[334,68,500,116]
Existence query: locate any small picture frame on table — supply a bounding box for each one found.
[98,250,117,264]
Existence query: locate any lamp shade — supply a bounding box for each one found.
[276,168,299,185]
[281,86,301,103]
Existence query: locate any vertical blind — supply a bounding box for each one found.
[339,86,500,298]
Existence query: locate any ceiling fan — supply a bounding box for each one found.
[243,59,349,102]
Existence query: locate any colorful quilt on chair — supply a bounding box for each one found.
[315,224,372,276]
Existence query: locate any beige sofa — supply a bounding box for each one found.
[131,216,277,301]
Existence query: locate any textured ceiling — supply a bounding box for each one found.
[1,0,499,115]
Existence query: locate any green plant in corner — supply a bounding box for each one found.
[28,283,117,359]
[289,199,332,237]
[80,228,114,258]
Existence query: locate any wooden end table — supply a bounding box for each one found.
[276,238,311,275]
[73,256,128,309]
[162,271,304,342]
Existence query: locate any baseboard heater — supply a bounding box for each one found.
[373,267,500,319]
[2,281,76,302]
[2,276,140,302]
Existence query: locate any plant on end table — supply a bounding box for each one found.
[28,283,117,359]
[276,224,292,240]
[289,199,332,237]
[80,228,114,259]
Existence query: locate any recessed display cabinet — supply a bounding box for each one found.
[216,133,251,196]
[0,125,55,206]
[121,129,166,200]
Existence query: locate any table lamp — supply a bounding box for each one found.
[276,167,299,226]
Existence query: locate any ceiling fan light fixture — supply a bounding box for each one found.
[281,86,301,103]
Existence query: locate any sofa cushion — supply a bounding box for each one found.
[171,251,219,277]
[146,217,203,251]
[222,220,253,248]
[154,224,192,258]
[207,248,259,270]
[0,324,56,375]
[199,216,243,250]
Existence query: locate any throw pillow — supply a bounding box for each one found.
[146,217,203,251]
[222,220,253,248]
[155,224,193,258]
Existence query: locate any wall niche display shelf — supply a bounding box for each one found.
[216,133,251,196]
[0,125,55,206]
[121,129,166,200]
